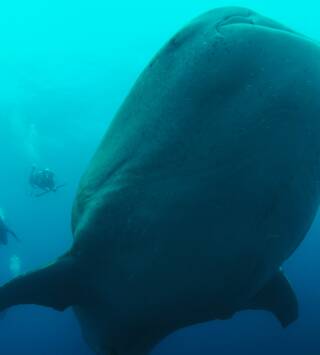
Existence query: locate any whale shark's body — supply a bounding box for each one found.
[1,6,320,355]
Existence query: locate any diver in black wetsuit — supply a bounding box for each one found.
[29,166,65,197]
[0,216,19,246]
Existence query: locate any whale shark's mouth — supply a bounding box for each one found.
[218,14,255,28]
[216,11,298,38]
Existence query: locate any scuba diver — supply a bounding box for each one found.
[0,215,20,246]
[29,166,65,197]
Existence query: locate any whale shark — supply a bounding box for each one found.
[1,6,320,355]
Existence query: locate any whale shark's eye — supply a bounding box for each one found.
[168,25,199,51]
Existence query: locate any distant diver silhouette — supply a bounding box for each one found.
[29,166,65,197]
[0,216,20,245]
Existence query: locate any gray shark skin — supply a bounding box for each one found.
[1,6,320,355]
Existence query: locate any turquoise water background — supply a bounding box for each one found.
[0,1,319,354]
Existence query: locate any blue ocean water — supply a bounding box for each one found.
[0,0,319,354]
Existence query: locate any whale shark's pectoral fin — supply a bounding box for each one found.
[246,270,298,327]
[0,256,81,312]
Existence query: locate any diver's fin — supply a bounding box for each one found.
[35,184,66,198]
[247,270,298,327]
[0,256,81,312]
